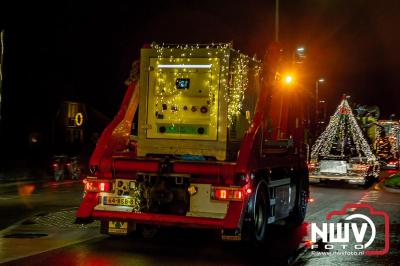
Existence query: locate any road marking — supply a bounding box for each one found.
[0,196,19,200]
[373,202,400,206]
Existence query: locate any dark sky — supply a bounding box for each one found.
[0,0,400,151]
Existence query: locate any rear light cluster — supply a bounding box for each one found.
[211,187,245,201]
[387,160,399,166]
[351,164,369,172]
[83,179,112,192]
[307,163,317,171]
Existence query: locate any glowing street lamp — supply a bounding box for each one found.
[284,75,293,84]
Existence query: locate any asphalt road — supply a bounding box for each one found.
[0,179,83,230]
[0,173,399,265]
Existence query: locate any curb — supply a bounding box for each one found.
[380,183,400,194]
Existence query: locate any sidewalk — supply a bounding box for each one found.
[379,171,400,193]
[0,164,82,190]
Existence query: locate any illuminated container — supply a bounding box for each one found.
[138,44,261,161]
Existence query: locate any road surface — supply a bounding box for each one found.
[0,173,399,265]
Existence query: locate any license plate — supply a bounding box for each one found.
[319,160,347,174]
[108,221,128,234]
[104,196,136,207]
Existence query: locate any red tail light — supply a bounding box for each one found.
[84,179,111,192]
[308,163,316,171]
[99,182,111,192]
[52,163,58,168]
[388,160,398,165]
[216,189,227,199]
[211,187,243,201]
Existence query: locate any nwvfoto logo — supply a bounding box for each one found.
[311,214,375,248]
[310,204,390,256]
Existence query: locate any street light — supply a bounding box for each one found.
[284,75,293,84]
[315,78,325,135]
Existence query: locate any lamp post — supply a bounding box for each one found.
[277,74,294,139]
[0,30,4,121]
[275,0,279,42]
[315,78,325,135]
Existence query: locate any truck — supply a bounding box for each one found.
[76,43,309,244]
[375,120,400,170]
[308,96,380,186]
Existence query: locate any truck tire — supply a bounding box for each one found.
[251,180,269,243]
[286,174,308,226]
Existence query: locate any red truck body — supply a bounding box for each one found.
[76,43,309,241]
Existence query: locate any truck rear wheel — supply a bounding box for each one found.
[286,174,308,226]
[251,181,269,243]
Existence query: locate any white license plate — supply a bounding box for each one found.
[104,196,136,207]
[319,160,347,174]
[108,221,128,234]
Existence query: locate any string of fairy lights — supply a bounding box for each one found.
[228,54,249,124]
[388,124,400,156]
[311,97,376,163]
[375,122,400,159]
[150,43,257,126]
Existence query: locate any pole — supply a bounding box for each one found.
[275,0,279,42]
[315,80,319,121]
[315,80,319,135]
[0,30,4,121]
[277,93,283,139]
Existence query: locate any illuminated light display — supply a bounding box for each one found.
[157,64,212,69]
[227,54,249,125]
[150,42,255,127]
[375,121,400,160]
[311,96,376,163]
[138,43,261,159]
[74,112,84,126]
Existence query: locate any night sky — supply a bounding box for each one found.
[0,0,400,156]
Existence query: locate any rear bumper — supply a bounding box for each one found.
[309,174,366,184]
[90,199,244,230]
[92,210,225,229]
